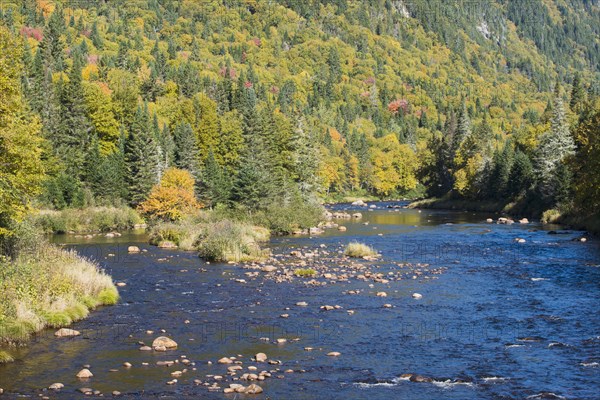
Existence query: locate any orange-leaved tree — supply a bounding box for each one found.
[139,168,201,221]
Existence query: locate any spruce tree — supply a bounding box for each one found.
[174,122,201,176]
[125,106,160,206]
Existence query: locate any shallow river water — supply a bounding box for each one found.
[1,203,599,399]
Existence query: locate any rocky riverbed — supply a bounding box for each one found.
[0,202,598,399]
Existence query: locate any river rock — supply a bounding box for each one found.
[55,328,80,337]
[127,246,140,253]
[116,282,126,287]
[383,304,392,308]
[78,388,93,394]
[320,305,335,311]
[409,374,432,383]
[49,383,64,390]
[262,265,277,272]
[327,352,341,357]
[519,218,529,224]
[580,237,587,242]
[412,293,423,299]
[152,336,177,350]
[112,391,121,396]
[352,213,363,219]
[76,369,93,379]
[218,357,233,364]
[123,362,132,368]
[376,291,387,297]
[338,226,347,231]
[245,384,263,394]
[255,353,267,362]
[139,346,152,351]
[296,301,308,306]
[486,218,493,223]
[352,200,366,206]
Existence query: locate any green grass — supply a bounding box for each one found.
[344,241,378,258]
[29,206,143,234]
[0,350,14,363]
[294,268,317,277]
[0,243,119,352]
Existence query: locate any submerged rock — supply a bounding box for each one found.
[55,328,80,337]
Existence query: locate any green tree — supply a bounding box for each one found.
[0,26,45,244]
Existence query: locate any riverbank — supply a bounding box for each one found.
[409,197,600,235]
[0,243,119,362]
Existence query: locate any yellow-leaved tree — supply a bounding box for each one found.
[139,168,201,221]
[0,26,45,245]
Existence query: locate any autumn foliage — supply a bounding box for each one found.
[139,168,201,221]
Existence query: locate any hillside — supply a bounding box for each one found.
[0,0,599,236]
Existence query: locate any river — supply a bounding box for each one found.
[0,202,598,399]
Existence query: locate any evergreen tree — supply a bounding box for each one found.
[173,122,201,176]
[125,106,160,206]
[535,97,576,202]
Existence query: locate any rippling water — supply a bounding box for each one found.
[1,203,598,399]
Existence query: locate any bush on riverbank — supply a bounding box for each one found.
[29,207,143,234]
[0,241,119,361]
[345,242,378,258]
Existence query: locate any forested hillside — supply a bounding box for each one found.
[1,0,599,242]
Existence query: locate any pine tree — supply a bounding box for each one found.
[202,150,232,205]
[535,97,576,202]
[125,106,161,206]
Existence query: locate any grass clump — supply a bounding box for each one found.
[344,241,378,258]
[0,241,119,352]
[294,268,317,277]
[197,220,270,262]
[29,206,143,234]
[0,350,14,363]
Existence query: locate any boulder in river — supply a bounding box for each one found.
[245,384,263,394]
[255,353,267,362]
[55,328,80,337]
[127,246,140,253]
[152,336,177,350]
[49,383,64,390]
[409,374,432,383]
[76,369,93,379]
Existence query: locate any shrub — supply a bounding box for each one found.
[541,209,562,224]
[344,241,378,258]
